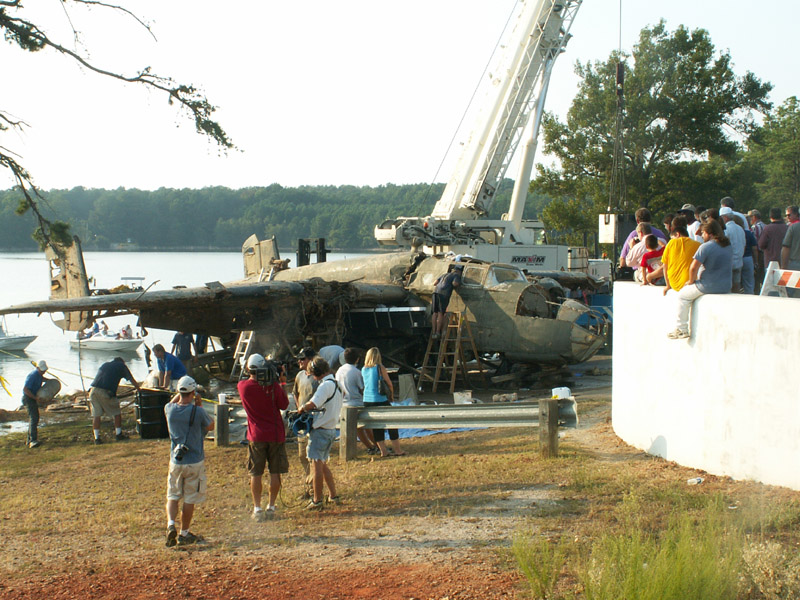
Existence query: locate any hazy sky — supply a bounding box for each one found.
[1,0,797,191]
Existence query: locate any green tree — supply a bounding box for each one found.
[1,1,232,250]
[747,96,800,207]
[535,21,772,235]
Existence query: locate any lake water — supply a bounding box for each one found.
[0,250,370,411]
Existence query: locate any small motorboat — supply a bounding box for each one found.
[70,323,143,352]
[69,334,144,352]
[0,317,37,351]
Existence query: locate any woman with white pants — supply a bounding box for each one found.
[669,220,733,339]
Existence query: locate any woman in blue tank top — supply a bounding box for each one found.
[361,347,406,457]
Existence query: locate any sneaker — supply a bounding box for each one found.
[327,495,342,506]
[667,329,690,339]
[177,532,201,546]
[93,438,103,445]
[115,432,129,441]
[366,446,380,456]
[252,509,267,522]
[266,506,277,518]
[165,525,177,547]
[28,440,42,449]
[305,500,324,511]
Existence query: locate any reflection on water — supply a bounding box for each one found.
[0,250,370,411]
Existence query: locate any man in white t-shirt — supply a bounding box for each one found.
[296,356,343,510]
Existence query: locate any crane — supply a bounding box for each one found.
[374,0,584,269]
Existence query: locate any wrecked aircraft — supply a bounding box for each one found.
[0,235,606,375]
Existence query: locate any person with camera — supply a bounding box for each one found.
[164,376,214,547]
[238,354,289,522]
[295,356,343,510]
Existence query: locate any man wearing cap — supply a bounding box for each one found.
[719,197,750,230]
[238,354,289,521]
[720,207,745,292]
[153,344,188,391]
[89,357,140,444]
[164,376,214,547]
[678,204,701,242]
[292,347,319,497]
[21,360,49,448]
[431,263,463,339]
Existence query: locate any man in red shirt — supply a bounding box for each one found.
[238,354,289,521]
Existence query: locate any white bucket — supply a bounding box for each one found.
[453,390,473,404]
[218,393,227,404]
[551,387,571,399]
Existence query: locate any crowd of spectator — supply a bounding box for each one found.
[619,198,800,338]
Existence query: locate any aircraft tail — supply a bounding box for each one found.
[45,236,92,331]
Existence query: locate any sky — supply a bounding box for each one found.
[1,0,797,192]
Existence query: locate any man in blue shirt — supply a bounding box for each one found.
[171,331,194,373]
[153,344,188,391]
[89,357,140,444]
[21,360,48,448]
[431,264,463,339]
[164,376,214,547]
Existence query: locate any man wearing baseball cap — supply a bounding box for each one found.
[292,347,318,497]
[21,360,49,448]
[164,376,214,547]
[238,354,289,521]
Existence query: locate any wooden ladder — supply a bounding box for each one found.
[229,268,274,380]
[419,311,486,394]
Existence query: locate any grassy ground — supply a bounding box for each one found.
[1,394,799,599]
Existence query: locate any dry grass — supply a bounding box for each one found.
[2,396,800,599]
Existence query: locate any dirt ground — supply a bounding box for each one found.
[1,360,627,600]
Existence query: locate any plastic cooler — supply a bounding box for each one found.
[135,389,171,439]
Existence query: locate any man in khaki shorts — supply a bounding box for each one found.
[89,357,140,444]
[164,376,214,547]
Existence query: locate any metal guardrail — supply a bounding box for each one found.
[355,400,578,430]
[339,398,577,461]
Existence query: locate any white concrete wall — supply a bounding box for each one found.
[612,282,800,491]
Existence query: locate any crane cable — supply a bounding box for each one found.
[607,0,627,214]
[422,1,519,209]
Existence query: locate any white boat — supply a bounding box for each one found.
[69,333,143,352]
[0,317,37,351]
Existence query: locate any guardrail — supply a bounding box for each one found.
[339,399,578,462]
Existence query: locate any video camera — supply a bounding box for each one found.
[247,360,280,386]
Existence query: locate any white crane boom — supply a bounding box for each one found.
[374,0,585,270]
[433,0,581,221]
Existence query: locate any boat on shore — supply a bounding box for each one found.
[0,317,36,351]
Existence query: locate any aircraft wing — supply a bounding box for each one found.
[0,279,409,336]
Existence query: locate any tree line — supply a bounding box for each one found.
[0,180,550,251]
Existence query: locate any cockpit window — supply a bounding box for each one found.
[461,266,484,286]
[488,266,526,286]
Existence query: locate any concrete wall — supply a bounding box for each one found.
[612,282,800,491]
